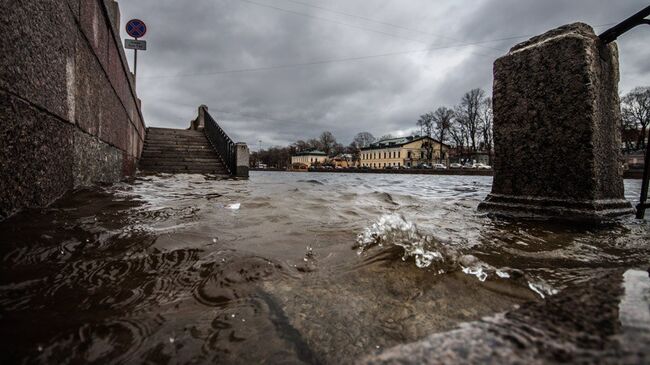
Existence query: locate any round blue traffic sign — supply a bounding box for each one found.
[126,19,147,38]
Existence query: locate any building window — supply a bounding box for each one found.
[398,151,401,158]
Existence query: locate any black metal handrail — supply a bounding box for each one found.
[598,5,650,44]
[203,110,236,175]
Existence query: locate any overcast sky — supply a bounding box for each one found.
[118,0,649,149]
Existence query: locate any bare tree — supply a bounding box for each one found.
[352,132,376,149]
[331,142,346,156]
[417,112,434,137]
[306,138,323,151]
[479,97,493,163]
[455,88,486,153]
[319,131,337,156]
[621,86,650,150]
[432,107,454,163]
[379,134,394,140]
[349,132,375,165]
[293,140,310,152]
[449,119,467,157]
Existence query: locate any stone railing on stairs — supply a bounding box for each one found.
[190,105,249,178]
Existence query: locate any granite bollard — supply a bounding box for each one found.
[478,23,634,219]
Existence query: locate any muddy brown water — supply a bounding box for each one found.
[0,172,648,364]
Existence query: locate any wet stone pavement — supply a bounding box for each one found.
[0,172,648,364]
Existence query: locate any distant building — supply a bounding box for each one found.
[291,150,327,168]
[330,154,354,168]
[360,135,449,169]
[623,151,645,170]
[448,149,491,165]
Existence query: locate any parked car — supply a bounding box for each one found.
[449,163,462,169]
[433,163,447,170]
[384,165,394,170]
[462,163,475,169]
[416,163,431,169]
[474,163,492,170]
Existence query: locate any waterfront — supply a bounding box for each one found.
[1,172,648,364]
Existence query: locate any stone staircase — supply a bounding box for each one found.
[138,127,229,175]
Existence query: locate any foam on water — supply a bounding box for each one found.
[357,214,491,279]
[356,214,562,295]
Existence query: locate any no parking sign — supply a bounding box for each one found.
[126,19,147,39]
[124,19,148,79]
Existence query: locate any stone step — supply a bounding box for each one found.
[144,141,212,149]
[146,128,203,135]
[142,147,216,155]
[140,157,223,164]
[145,138,209,144]
[144,141,212,148]
[139,168,229,175]
[145,133,208,139]
[140,127,231,176]
[145,137,210,144]
[139,165,228,172]
[140,159,223,166]
[141,151,218,158]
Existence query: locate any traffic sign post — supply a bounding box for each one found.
[125,19,147,80]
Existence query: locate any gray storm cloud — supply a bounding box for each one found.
[119,0,649,148]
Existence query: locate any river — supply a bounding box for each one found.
[1,172,648,364]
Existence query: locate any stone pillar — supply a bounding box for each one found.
[235,142,249,178]
[478,23,634,219]
[190,105,207,130]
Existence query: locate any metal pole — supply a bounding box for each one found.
[133,49,138,79]
[636,141,650,219]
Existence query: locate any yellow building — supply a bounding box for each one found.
[330,154,354,168]
[360,136,449,169]
[291,150,328,168]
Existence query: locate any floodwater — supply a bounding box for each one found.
[0,172,648,364]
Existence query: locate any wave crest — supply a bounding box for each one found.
[356,214,513,283]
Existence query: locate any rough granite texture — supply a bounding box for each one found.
[0,0,145,220]
[0,91,74,220]
[478,23,633,219]
[360,269,650,364]
[72,130,123,187]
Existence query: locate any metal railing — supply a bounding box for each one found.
[203,110,236,175]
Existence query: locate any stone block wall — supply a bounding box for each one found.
[0,0,145,220]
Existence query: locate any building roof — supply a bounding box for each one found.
[331,153,353,160]
[293,149,327,156]
[361,135,450,150]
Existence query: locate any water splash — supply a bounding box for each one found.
[356,214,447,269]
[355,214,551,290]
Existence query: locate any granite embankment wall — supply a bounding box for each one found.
[0,0,145,220]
